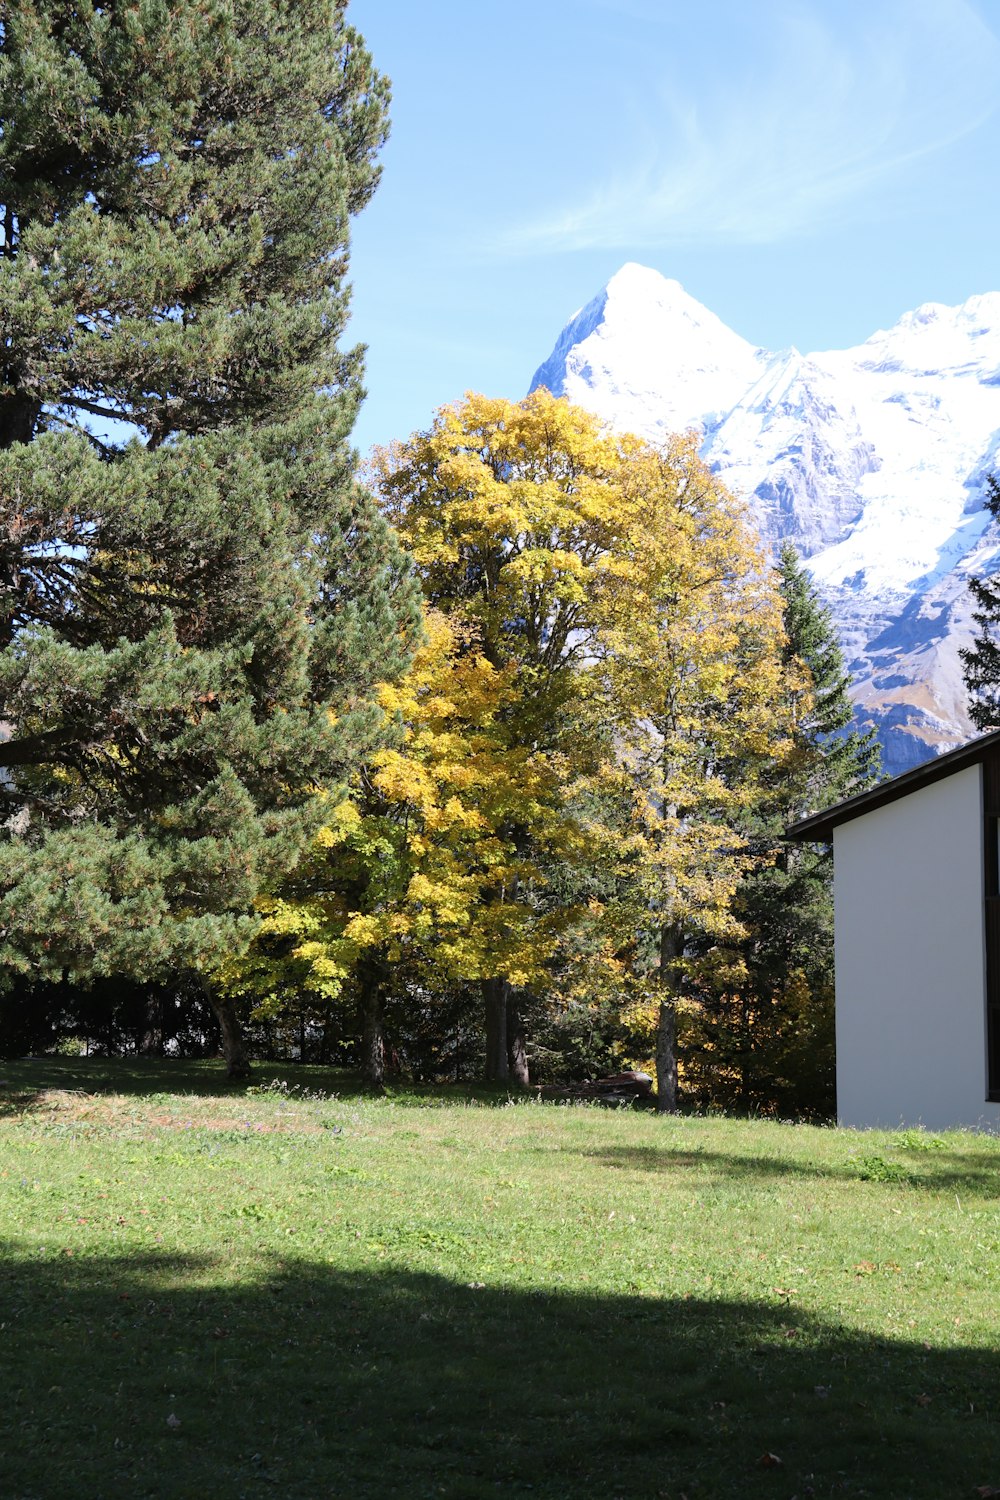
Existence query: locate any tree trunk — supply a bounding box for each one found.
[140,990,163,1057]
[0,391,39,451]
[655,925,684,1114]
[655,997,677,1114]
[206,988,252,1080]
[358,959,386,1088]
[483,977,510,1082]
[507,994,529,1086]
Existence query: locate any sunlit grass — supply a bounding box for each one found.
[1,1059,998,1498]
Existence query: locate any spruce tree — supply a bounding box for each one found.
[777,542,881,804]
[688,543,881,1116]
[0,1,421,1071]
[961,475,1000,730]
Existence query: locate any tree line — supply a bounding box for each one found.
[0,1,880,1114]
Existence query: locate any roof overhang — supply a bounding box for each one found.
[786,727,1000,843]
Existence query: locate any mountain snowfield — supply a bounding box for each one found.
[529,263,1000,774]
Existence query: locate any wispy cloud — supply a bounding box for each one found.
[499,0,1000,254]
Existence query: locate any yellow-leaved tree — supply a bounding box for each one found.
[591,435,799,1110]
[373,391,799,1104]
[217,607,576,1083]
[372,393,628,1078]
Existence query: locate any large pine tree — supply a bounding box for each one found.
[0,1,421,1071]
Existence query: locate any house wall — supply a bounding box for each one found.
[834,763,1000,1131]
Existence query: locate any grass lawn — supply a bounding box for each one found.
[0,1058,998,1499]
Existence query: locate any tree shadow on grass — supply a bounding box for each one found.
[581,1143,827,1179]
[0,1056,258,1101]
[0,1056,543,1110]
[904,1147,1000,1200]
[579,1143,1000,1199]
[1,1248,997,1500]
[0,1087,43,1118]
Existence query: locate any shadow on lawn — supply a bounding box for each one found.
[581,1143,1000,1199]
[0,1056,542,1109]
[0,1086,42,1118]
[1,1249,998,1500]
[0,1056,241,1102]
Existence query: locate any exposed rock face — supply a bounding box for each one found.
[529,264,1000,774]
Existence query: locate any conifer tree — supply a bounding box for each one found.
[687,543,880,1116]
[961,475,1000,729]
[0,1,421,1071]
[776,543,881,803]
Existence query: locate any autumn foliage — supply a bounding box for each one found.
[210,389,830,1108]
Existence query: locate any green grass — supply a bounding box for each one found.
[1,1060,999,1499]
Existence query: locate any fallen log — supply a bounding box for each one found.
[537,1069,654,1106]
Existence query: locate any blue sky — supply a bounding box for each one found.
[347,0,1000,455]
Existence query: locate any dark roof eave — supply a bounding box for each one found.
[786,726,1000,843]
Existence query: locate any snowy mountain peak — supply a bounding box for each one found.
[840,291,1000,379]
[530,264,764,440]
[603,262,717,320]
[604,261,683,295]
[962,290,1000,322]
[528,263,1000,773]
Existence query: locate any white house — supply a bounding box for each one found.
[788,730,1000,1132]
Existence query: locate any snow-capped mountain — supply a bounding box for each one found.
[529,263,1000,774]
